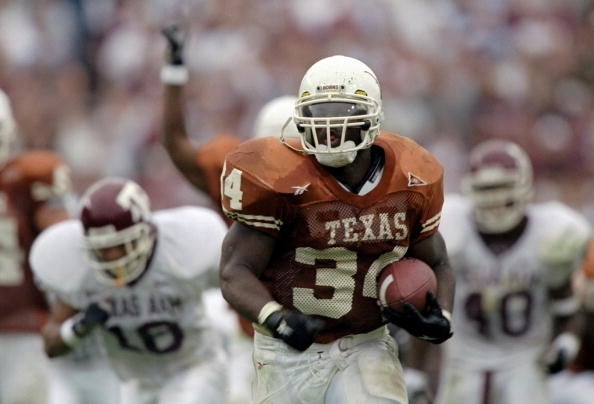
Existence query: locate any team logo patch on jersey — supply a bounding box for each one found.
[408,173,427,187]
[292,183,310,195]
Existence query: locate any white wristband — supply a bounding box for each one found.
[257,301,283,325]
[553,332,580,360]
[59,316,82,348]
[441,309,452,323]
[160,65,189,85]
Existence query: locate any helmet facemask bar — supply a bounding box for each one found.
[83,222,154,286]
[462,167,533,234]
[293,94,381,157]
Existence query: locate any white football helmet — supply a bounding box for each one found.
[462,139,534,234]
[290,55,383,167]
[0,89,17,165]
[254,95,300,139]
[80,178,155,286]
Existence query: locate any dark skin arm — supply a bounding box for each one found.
[219,222,278,322]
[161,83,207,192]
[41,299,78,358]
[404,231,455,396]
[407,231,455,313]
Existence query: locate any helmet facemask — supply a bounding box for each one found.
[294,96,381,167]
[83,221,155,287]
[462,141,534,234]
[288,55,383,168]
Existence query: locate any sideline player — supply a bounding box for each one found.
[0,88,72,404]
[220,55,455,403]
[30,177,229,403]
[431,140,590,403]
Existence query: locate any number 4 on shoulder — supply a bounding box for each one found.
[223,167,243,210]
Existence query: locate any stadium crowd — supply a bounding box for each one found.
[1,1,594,403]
[0,0,592,212]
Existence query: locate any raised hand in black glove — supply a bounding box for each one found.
[382,291,453,344]
[161,24,186,65]
[264,310,325,352]
[72,301,111,338]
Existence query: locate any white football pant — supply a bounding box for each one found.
[0,333,50,404]
[436,359,549,404]
[252,326,407,404]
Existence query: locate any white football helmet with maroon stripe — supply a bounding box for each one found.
[79,178,155,286]
[462,139,533,234]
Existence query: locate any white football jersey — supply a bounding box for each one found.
[31,206,228,382]
[440,195,590,369]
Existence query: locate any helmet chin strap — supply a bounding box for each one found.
[314,140,357,167]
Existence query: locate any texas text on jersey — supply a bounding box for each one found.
[221,132,444,343]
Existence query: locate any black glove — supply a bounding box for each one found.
[264,310,325,352]
[161,24,186,65]
[72,302,111,338]
[382,291,453,344]
[544,332,580,374]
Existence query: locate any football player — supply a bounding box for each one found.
[30,178,229,404]
[219,54,455,403]
[160,24,299,224]
[431,140,590,404]
[0,88,73,404]
[160,25,299,403]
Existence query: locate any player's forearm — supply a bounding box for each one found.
[433,261,455,313]
[41,321,73,358]
[162,84,190,153]
[220,264,274,324]
[161,84,208,190]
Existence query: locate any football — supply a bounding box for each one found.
[377,258,437,312]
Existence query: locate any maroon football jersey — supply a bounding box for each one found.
[221,133,444,342]
[0,150,71,332]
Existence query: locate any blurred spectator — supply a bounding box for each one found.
[0,0,591,214]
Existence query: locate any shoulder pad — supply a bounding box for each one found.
[377,133,444,187]
[29,220,88,295]
[439,194,473,255]
[225,137,314,195]
[153,206,227,280]
[4,151,71,201]
[534,202,591,287]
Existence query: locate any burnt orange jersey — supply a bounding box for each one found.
[221,133,444,342]
[581,240,594,279]
[0,150,71,332]
[195,134,242,224]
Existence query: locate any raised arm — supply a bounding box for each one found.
[160,25,207,191]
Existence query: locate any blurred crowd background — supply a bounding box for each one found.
[1,0,593,218]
